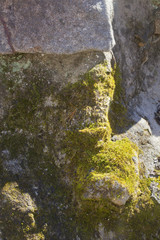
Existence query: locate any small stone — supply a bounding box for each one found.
[83,177,131,206]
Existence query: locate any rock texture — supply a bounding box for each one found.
[113,0,160,177]
[0,182,44,240]
[0,0,115,54]
[1,0,160,240]
[83,177,131,206]
[0,52,113,240]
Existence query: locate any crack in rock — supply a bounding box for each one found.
[0,15,15,53]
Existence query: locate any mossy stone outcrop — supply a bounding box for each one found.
[0,53,160,239]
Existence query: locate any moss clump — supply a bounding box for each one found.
[57,61,115,131]
[63,62,160,239]
[64,63,140,213]
[87,138,139,194]
[65,128,139,200]
[86,61,115,99]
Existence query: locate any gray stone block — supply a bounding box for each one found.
[0,0,115,54]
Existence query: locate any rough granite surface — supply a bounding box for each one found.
[0,0,115,54]
[113,0,160,177]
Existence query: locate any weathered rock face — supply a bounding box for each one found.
[1,0,160,240]
[0,51,156,240]
[113,0,160,177]
[0,52,142,240]
[0,0,115,54]
[0,52,114,240]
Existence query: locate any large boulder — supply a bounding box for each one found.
[0,0,115,54]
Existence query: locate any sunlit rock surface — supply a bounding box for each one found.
[0,0,115,54]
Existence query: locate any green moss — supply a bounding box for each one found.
[88,139,139,193]
[1,54,159,239]
[88,61,115,99]
[62,62,160,239]
[64,64,139,204]
[65,127,139,199]
[57,61,115,131]
[109,66,134,133]
[62,64,142,239]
